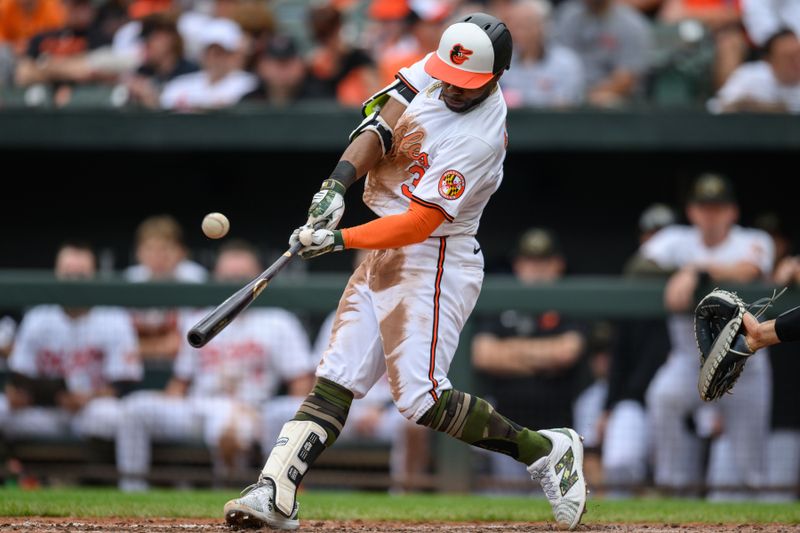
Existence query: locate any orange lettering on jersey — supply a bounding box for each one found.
[39,35,87,57]
[401,153,430,198]
[365,116,429,206]
[396,127,430,199]
[438,170,466,200]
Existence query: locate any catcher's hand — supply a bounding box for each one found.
[694,287,785,401]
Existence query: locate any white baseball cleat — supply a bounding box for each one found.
[527,428,587,531]
[224,477,299,530]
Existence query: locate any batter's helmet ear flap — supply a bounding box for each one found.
[459,12,513,73]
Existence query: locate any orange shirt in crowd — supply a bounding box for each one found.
[0,0,66,53]
[379,49,425,87]
[682,0,739,8]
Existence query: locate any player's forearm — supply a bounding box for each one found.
[341,201,446,249]
[472,332,585,374]
[337,133,384,184]
[590,70,637,97]
[336,97,407,186]
[519,332,585,370]
[5,383,32,409]
[15,59,48,86]
[704,261,762,283]
[472,335,534,374]
[165,377,190,397]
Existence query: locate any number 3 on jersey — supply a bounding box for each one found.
[401,151,430,199]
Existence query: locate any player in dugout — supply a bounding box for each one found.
[224,12,587,531]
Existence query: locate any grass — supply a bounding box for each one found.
[0,488,799,524]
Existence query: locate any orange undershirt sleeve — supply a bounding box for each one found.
[341,201,448,249]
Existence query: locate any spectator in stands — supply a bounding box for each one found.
[709,29,800,113]
[623,202,678,275]
[554,0,653,107]
[160,17,256,110]
[598,203,673,497]
[0,0,65,57]
[109,0,174,72]
[13,0,111,100]
[305,3,381,107]
[117,240,314,491]
[364,0,449,87]
[642,173,774,497]
[472,228,588,491]
[363,0,416,84]
[242,34,319,106]
[123,12,197,109]
[501,0,585,108]
[742,0,800,48]
[262,250,430,492]
[227,1,275,72]
[124,214,207,360]
[659,0,747,89]
[3,241,141,441]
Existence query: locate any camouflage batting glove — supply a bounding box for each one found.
[295,227,345,260]
[307,179,346,230]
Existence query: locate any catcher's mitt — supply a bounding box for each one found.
[694,287,786,401]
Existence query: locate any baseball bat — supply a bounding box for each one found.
[187,224,321,348]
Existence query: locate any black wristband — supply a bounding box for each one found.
[329,160,357,190]
[775,305,800,342]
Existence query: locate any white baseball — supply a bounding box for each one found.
[202,212,230,239]
[298,228,315,246]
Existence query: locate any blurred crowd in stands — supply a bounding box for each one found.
[1,0,799,111]
[1,173,800,498]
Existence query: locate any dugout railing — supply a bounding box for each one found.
[1,273,797,493]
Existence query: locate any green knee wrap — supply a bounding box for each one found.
[293,377,354,447]
[418,389,551,465]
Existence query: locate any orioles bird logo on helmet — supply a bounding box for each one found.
[449,44,473,65]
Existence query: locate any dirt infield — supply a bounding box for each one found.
[0,518,796,532]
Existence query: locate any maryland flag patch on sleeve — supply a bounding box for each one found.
[438,170,466,200]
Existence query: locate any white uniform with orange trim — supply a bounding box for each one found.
[317,54,507,422]
[116,308,313,489]
[5,305,141,439]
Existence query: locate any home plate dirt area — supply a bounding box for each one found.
[1,518,796,532]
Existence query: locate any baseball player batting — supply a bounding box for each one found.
[224,13,587,531]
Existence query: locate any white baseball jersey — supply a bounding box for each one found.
[318,55,505,422]
[710,61,800,114]
[365,53,507,237]
[175,308,314,406]
[742,0,800,46]
[641,224,774,357]
[124,260,208,283]
[9,305,142,394]
[160,69,257,110]
[501,46,585,108]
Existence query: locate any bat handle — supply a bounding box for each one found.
[288,220,329,255]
